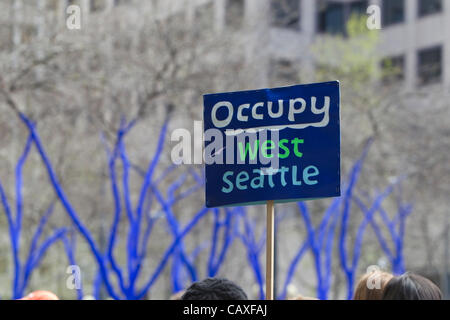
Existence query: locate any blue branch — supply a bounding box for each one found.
[15,134,32,236]
[18,113,121,300]
[105,145,127,295]
[152,187,198,290]
[323,198,341,298]
[351,185,396,273]
[127,120,168,295]
[352,196,394,262]
[24,227,68,292]
[338,139,372,300]
[21,202,55,295]
[208,208,220,277]
[12,134,33,298]
[237,208,265,299]
[0,179,21,299]
[62,232,84,300]
[136,206,210,299]
[208,208,235,277]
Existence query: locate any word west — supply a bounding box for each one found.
[171,121,281,169]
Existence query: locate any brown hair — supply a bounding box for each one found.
[353,271,393,300]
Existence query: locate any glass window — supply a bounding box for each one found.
[418,46,442,86]
[418,0,442,17]
[350,0,369,16]
[381,55,405,84]
[271,0,300,29]
[91,0,106,12]
[318,1,368,35]
[382,0,405,26]
[318,2,345,35]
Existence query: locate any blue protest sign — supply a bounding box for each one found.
[203,81,340,208]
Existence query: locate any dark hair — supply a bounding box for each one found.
[382,272,442,300]
[181,278,248,300]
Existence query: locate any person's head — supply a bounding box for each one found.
[19,290,59,300]
[290,295,318,300]
[353,271,393,300]
[181,278,248,300]
[170,290,185,300]
[382,272,442,300]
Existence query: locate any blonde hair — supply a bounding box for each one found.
[353,271,393,300]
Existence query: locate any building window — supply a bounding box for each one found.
[226,0,245,29]
[318,1,345,35]
[418,46,442,86]
[382,0,405,26]
[350,1,369,16]
[46,0,59,10]
[271,0,300,30]
[418,0,442,17]
[381,55,405,84]
[318,0,368,35]
[91,0,106,12]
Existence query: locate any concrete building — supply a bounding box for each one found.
[5,0,449,91]
[237,0,450,90]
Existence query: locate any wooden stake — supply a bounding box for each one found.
[266,200,275,300]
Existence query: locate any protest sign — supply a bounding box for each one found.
[203,81,341,208]
[203,81,341,300]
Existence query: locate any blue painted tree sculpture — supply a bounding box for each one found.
[15,114,195,299]
[238,140,412,300]
[305,143,408,299]
[0,133,81,299]
[7,111,412,300]
[15,113,232,299]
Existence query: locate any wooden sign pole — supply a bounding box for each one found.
[266,200,275,300]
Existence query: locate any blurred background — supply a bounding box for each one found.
[0,0,448,299]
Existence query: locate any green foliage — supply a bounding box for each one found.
[312,14,382,89]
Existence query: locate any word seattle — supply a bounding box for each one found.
[204,81,341,208]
